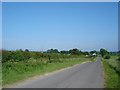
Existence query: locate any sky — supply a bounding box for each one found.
[2,0,120,2]
[2,2,118,51]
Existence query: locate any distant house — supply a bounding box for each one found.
[92,53,96,56]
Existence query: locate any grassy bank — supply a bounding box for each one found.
[3,57,96,86]
[102,55,119,88]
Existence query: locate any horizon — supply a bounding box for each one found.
[2,2,118,52]
[1,48,118,52]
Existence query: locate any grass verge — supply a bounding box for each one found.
[102,59,119,88]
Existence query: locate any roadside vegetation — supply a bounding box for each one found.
[2,48,97,86]
[100,48,119,88]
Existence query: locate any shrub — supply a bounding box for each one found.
[2,50,12,62]
[118,58,120,61]
[104,54,111,59]
[10,50,25,61]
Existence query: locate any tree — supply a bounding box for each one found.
[89,50,98,56]
[100,48,108,57]
[25,49,29,52]
[47,49,59,53]
[69,48,80,55]
[60,50,69,54]
[82,51,89,55]
[54,49,59,53]
[19,49,23,52]
[90,50,97,55]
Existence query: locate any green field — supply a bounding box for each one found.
[3,56,96,86]
[102,55,119,88]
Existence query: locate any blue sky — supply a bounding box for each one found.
[2,2,118,51]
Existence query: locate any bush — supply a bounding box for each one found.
[118,54,120,61]
[104,54,111,59]
[2,50,12,62]
[10,50,25,61]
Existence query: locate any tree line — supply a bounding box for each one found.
[2,48,98,63]
[2,48,118,63]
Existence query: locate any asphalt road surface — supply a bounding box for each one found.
[11,57,104,88]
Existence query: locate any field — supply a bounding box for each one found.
[2,49,97,86]
[102,55,119,88]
